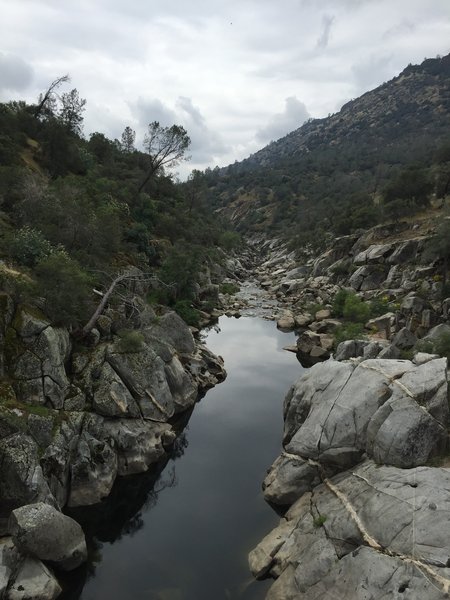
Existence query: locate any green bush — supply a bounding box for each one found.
[35,252,93,326]
[116,329,145,353]
[434,332,450,360]
[334,322,366,346]
[173,300,201,327]
[10,227,54,267]
[219,282,240,295]
[369,296,390,318]
[332,289,371,323]
[343,293,371,323]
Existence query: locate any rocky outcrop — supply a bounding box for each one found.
[0,297,226,596]
[251,355,450,598]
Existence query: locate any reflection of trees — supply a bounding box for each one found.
[62,433,190,600]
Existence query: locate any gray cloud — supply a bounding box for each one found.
[352,54,394,91]
[256,97,310,143]
[131,96,229,166]
[317,14,336,49]
[1,0,449,176]
[0,53,33,94]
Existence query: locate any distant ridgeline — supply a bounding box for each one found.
[0,85,239,329]
[201,53,450,252]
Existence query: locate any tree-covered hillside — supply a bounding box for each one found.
[0,80,238,328]
[201,53,450,253]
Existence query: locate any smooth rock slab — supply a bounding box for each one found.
[10,503,87,571]
[7,558,61,600]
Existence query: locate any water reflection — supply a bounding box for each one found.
[64,317,304,600]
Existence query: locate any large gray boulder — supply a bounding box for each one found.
[252,461,450,599]
[7,307,71,408]
[146,311,195,355]
[6,558,61,600]
[0,434,55,535]
[68,431,118,507]
[278,357,447,492]
[10,502,87,571]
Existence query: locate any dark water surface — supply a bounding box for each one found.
[75,317,304,600]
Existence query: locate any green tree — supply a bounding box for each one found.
[121,126,136,153]
[137,122,190,194]
[58,88,86,136]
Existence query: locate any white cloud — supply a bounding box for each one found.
[256,97,310,143]
[0,0,449,176]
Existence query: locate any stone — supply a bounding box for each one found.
[424,323,450,342]
[277,311,296,331]
[68,431,118,507]
[86,417,170,476]
[377,344,401,359]
[334,339,369,361]
[294,313,313,328]
[254,462,450,599]
[10,502,87,571]
[365,312,395,338]
[0,434,55,535]
[91,361,140,418]
[315,309,330,321]
[147,311,195,355]
[6,558,61,600]
[262,454,320,506]
[391,327,417,350]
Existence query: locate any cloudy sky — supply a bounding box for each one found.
[1,0,449,178]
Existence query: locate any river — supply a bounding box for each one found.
[65,316,304,600]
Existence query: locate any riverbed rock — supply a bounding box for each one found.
[276,311,296,331]
[10,502,87,571]
[262,454,321,506]
[6,558,61,600]
[0,434,55,535]
[252,461,450,599]
[68,430,118,507]
[281,357,447,479]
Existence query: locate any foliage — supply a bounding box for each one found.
[172,300,201,327]
[334,323,366,346]
[116,329,145,353]
[220,282,240,295]
[313,515,327,528]
[34,252,93,326]
[10,227,55,267]
[434,332,450,360]
[218,230,241,251]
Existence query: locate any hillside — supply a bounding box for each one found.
[203,53,450,248]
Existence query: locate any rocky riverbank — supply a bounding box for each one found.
[0,290,225,598]
[243,217,450,599]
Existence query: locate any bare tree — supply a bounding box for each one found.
[80,270,174,337]
[137,121,190,194]
[34,74,70,119]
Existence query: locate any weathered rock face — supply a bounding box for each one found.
[252,462,450,599]
[0,434,55,535]
[10,502,87,570]
[282,358,447,475]
[0,298,226,594]
[252,352,450,599]
[6,557,61,600]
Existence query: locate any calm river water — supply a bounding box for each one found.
[68,316,304,600]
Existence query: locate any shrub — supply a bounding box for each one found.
[343,293,371,323]
[219,282,240,295]
[10,226,54,267]
[434,332,450,360]
[334,322,366,346]
[369,296,390,318]
[35,252,93,326]
[313,515,327,528]
[173,300,201,327]
[116,329,145,353]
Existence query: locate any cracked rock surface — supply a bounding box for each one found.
[251,357,450,599]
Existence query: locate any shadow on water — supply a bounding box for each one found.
[60,317,304,600]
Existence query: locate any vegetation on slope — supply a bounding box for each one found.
[0,81,239,328]
[198,53,450,254]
